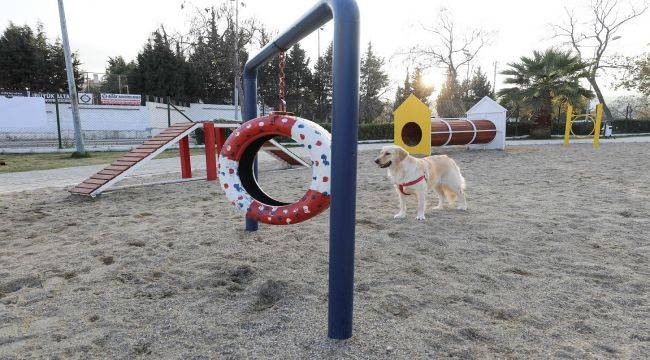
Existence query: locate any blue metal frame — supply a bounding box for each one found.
[242,0,359,340]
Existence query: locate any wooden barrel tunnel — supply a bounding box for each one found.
[401,119,497,147]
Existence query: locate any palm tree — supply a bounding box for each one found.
[498,49,592,138]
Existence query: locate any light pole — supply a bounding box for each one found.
[318,27,322,120]
[57,0,85,154]
[492,61,498,95]
[318,27,323,59]
[232,0,244,122]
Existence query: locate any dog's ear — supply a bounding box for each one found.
[396,147,408,161]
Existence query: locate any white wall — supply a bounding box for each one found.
[1,100,263,140]
[146,102,191,129]
[0,97,47,130]
[49,103,149,131]
[188,103,242,122]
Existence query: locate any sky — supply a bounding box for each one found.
[1,0,649,100]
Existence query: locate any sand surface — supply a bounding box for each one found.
[1,143,648,359]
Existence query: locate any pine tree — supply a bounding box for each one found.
[188,29,230,103]
[311,42,333,122]
[101,56,136,94]
[185,6,252,104]
[46,39,83,92]
[393,70,412,109]
[131,28,189,100]
[460,67,493,109]
[359,42,389,123]
[410,67,434,105]
[257,28,280,114]
[436,71,465,117]
[32,23,50,91]
[0,22,81,92]
[284,43,313,116]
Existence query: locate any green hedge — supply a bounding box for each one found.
[610,119,650,133]
[193,119,650,145]
[506,121,532,137]
[508,118,650,138]
[193,128,205,144]
[320,123,393,141]
[192,127,233,145]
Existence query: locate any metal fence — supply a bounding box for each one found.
[3,92,648,150]
[506,115,650,137]
[0,92,241,150]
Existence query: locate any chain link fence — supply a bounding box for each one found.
[505,111,650,137]
[0,89,243,150]
[3,87,648,149]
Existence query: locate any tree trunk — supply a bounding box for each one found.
[588,77,613,120]
[530,97,553,139]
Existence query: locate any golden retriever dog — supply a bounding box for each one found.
[374,145,467,220]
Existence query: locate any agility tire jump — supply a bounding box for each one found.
[218,113,332,225]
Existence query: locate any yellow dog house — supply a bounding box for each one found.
[394,95,506,155]
[393,94,432,155]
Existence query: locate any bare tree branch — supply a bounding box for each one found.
[397,8,493,82]
[552,0,648,119]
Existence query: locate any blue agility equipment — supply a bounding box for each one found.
[242,0,360,340]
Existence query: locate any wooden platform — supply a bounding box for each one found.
[70,123,202,197]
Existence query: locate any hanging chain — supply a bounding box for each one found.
[278,50,287,112]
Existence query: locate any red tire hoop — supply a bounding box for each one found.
[218,113,331,225]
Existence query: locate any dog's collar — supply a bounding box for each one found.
[398,175,426,196]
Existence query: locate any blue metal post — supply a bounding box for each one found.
[243,68,259,232]
[242,0,359,339]
[327,0,360,340]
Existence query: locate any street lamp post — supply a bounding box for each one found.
[492,61,498,95]
[57,0,85,154]
[233,0,242,122]
[317,27,323,120]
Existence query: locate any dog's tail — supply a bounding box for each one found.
[458,172,466,192]
[451,159,466,192]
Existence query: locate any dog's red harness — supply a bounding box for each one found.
[398,175,426,195]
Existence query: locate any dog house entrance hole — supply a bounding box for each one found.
[402,121,423,147]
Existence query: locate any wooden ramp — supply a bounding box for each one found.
[263,139,309,167]
[70,122,308,197]
[70,123,202,197]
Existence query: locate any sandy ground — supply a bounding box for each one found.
[0,143,648,359]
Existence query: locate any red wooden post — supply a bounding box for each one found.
[215,127,227,179]
[203,122,217,181]
[179,136,192,178]
[215,127,226,155]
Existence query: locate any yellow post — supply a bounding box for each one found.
[593,104,603,149]
[563,105,573,147]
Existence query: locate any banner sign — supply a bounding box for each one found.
[100,93,141,106]
[27,92,94,105]
[0,91,28,98]
[78,93,93,105]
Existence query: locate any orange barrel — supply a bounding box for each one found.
[430,119,496,146]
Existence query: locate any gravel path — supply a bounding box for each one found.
[1,143,648,359]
